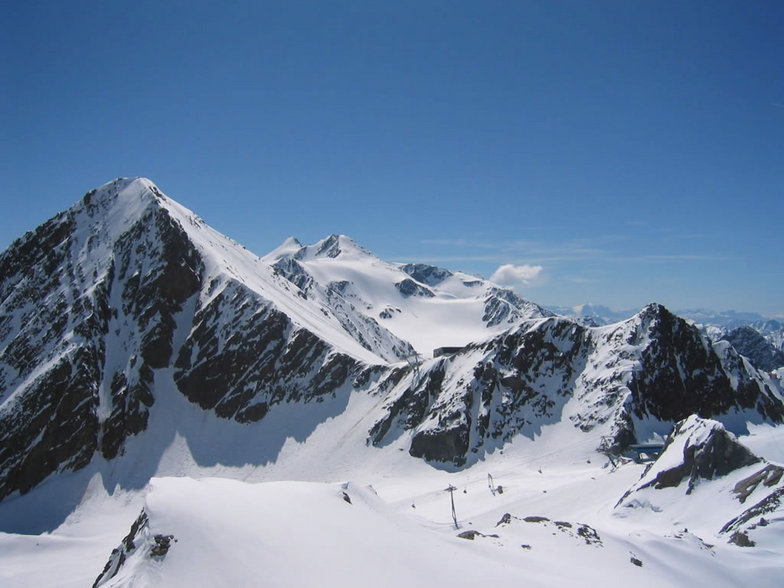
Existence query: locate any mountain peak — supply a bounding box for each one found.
[265,236,303,261]
[78,176,169,227]
[84,176,160,202]
[293,233,374,261]
[636,302,671,323]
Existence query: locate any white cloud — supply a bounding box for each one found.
[490,264,543,288]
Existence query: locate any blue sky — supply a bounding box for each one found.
[2,1,782,315]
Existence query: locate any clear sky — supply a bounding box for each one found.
[2,1,782,316]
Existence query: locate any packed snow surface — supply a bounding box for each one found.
[2,408,783,587]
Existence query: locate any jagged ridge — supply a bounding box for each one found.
[0,178,782,503]
[369,304,784,466]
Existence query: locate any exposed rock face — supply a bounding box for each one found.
[614,416,769,530]
[732,464,784,504]
[0,355,99,497]
[369,318,591,466]
[99,198,203,459]
[93,509,176,587]
[482,288,554,328]
[369,306,784,467]
[634,416,760,495]
[624,305,780,424]
[614,417,784,547]
[173,280,360,422]
[720,464,784,542]
[721,326,784,372]
[0,179,373,499]
[294,233,347,259]
[411,424,470,465]
[271,257,313,292]
[0,208,99,498]
[400,263,453,287]
[0,180,204,498]
[395,278,435,298]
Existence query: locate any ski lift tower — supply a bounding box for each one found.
[445,484,459,529]
[404,351,422,386]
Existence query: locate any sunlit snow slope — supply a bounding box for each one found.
[264,233,552,358]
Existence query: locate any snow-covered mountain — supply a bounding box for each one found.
[0,177,387,501]
[0,178,555,500]
[678,308,775,329]
[552,305,784,373]
[548,303,638,325]
[264,232,553,359]
[717,326,784,372]
[368,302,783,467]
[678,311,784,368]
[2,178,784,586]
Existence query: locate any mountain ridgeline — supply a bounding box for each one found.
[0,178,782,499]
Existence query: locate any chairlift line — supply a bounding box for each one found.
[405,351,422,384]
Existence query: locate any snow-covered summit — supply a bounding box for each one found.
[295,233,373,261]
[266,234,552,356]
[265,235,303,259]
[0,178,412,501]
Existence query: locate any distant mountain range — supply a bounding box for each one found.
[549,304,784,372]
[549,303,782,331]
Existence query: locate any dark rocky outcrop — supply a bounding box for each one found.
[0,179,371,500]
[0,207,102,498]
[271,257,313,292]
[93,510,148,587]
[482,288,553,327]
[369,317,590,466]
[720,464,784,542]
[728,531,755,547]
[395,278,435,298]
[297,233,345,259]
[732,464,784,503]
[626,305,783,425]
[457,529,499,540]
[410,426,470,466]
[0,355,100,498]
[173,281,360,421]
[0,181,206,497]
[721,326,784,372]
[400,263,453,287]
[615,416,784,547]
[635,417,760,495]
[93,509,176,587]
